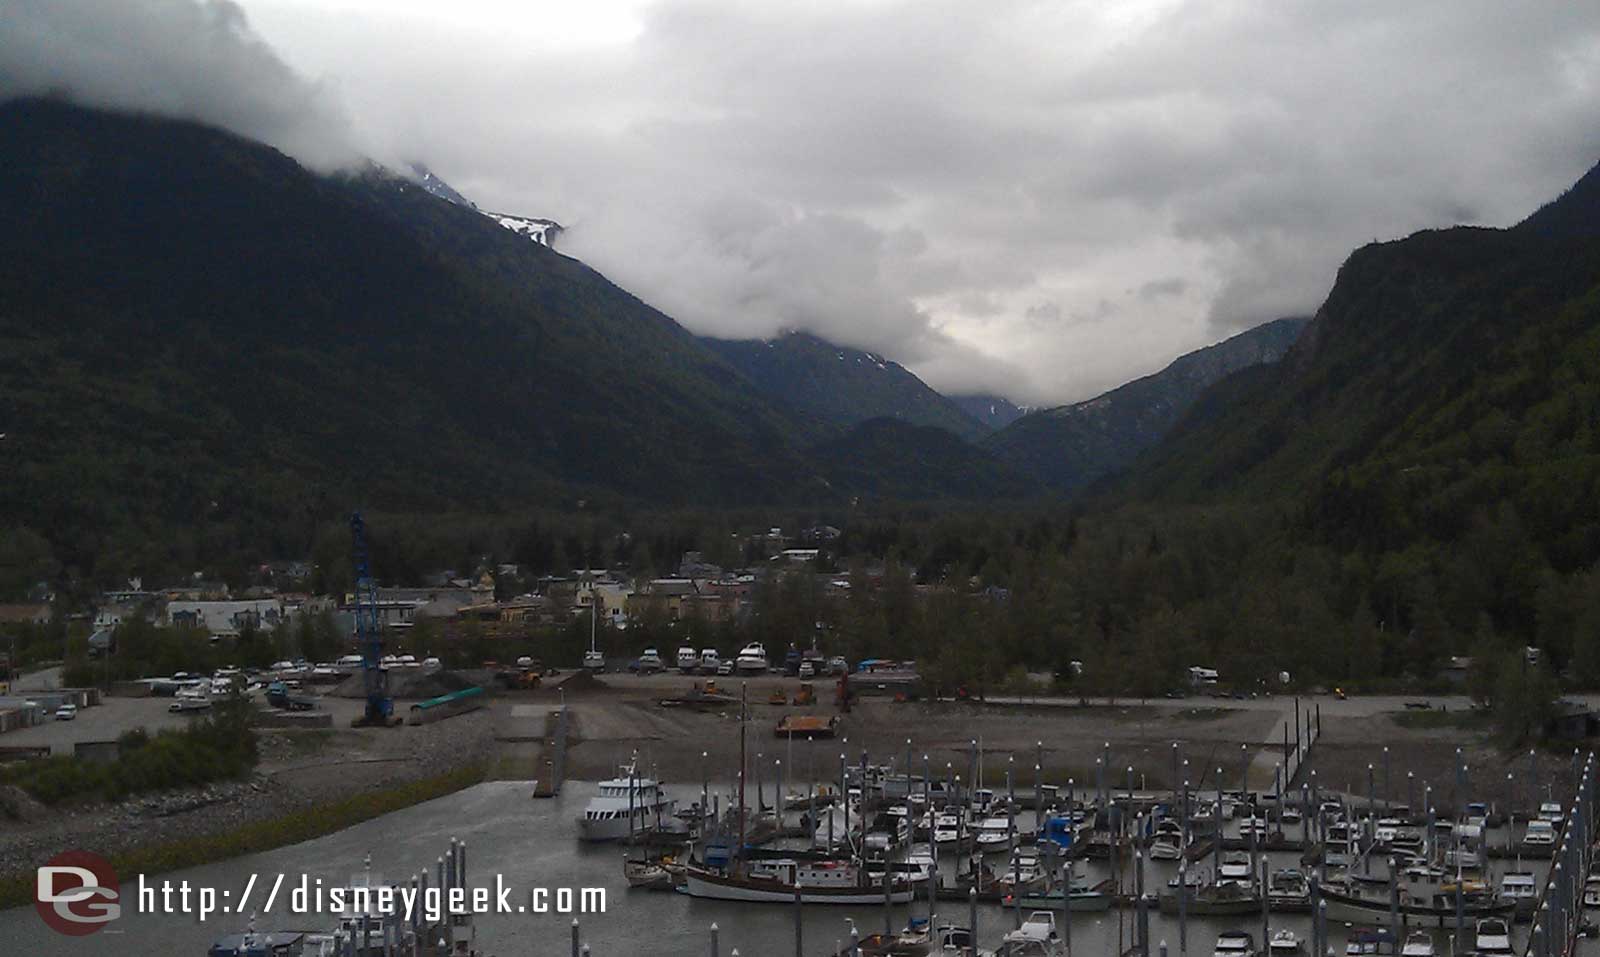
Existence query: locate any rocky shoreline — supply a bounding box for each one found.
[0,708,496,888]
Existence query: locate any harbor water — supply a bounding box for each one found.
[0,778,1587,955]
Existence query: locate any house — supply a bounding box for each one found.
[628,579,699,620]
[0,604,52,626]
[166,599,286,637]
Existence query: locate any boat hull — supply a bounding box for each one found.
[1319,888,1515,927]
[684,868,916,905]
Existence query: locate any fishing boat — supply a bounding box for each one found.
[682,858,917,904]
[1399,931,1435,956]
[1158,878,1261,916]
[735,642,769,674]
[1267,929,1306,955]
[994,912,1065,957]
[1319,873,1514,927]
[576,757,678,841]
[1213,931,1255,957]
[1014,868,1114,913]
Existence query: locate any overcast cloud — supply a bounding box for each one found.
[5,1,1600,405]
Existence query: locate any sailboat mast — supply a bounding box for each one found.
[737,683,748,872]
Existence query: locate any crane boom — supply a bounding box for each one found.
[349,512,392,725]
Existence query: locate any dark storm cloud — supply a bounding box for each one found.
[0,0,356,169]
[9,0,1600,403]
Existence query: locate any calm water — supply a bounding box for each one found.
[0,781,1562,956]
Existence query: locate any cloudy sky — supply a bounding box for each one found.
[6,1,1600,405]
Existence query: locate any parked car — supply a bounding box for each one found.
[54,703,78,721]
[798,661,816,679]
[717,659,735,676]
[828,656,849,675]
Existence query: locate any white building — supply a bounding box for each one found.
[166,599,287,637]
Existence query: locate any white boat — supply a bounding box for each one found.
[995,911,1065,957]
[1280,805,1303,825]
[1585,874,1600,907]
[676,646,699,671]
[1217,853,1253,883]
[1150,821,1184,861]
[933,924,991,957]
[1213,931,1255,957]
[1400,931,1435,956]
[576,758,677,841]
[1524,819,1557,846]
[1502,870,1539,917]
[974,816,1013,850]
[735,642,769,674]
[699,648,720,672]
[1473,917,1513,955]
[1538,800,1565,825]
[582,649,605,671]
[683,859,916,904]
[636,648,663,673]
[933,812,962,844]
[866,849,936,885]
[1267,929,1305,955]
[1238,816,1272,839]
[811,804,852,849]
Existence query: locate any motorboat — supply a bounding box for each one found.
[1344,927,1398,955]
[623,857,675,890]
[582,649,605,671]
[636,648,664,673]
[1399,931,1435,956]
[1585,874,1600,907]
[1473,917,1513,955]
[1501,870,1539,918]
[1267,867,1310,910]
[933,812,962,844]
[811,804,851,849]
[1150,820,1184,861]
[1267,930,1305,955]
[1213,931,1255,957]
[1217,852,1253,884]
[995,912,1065,957]
[974,816,1014,851]
[1524,819,1557,847]
[735,642,769,674]
[1538,801,1565,825]
[1238,816,1272,840]
[1280,805,1303,825]
[865,850,937,886]
[932,924,990,957]
[576,758,678,841]
[676,646,699,671]
[855,917,935,957]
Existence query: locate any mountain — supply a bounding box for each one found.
[809,419,1041,501]
[702,331,989,441]
[984,317,1308,492]
[950,394,1029,430]
[409,163,475,208]
[1119,161,1600,575]
[0,98,847,574]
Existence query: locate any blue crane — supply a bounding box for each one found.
[349,512,393,725]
